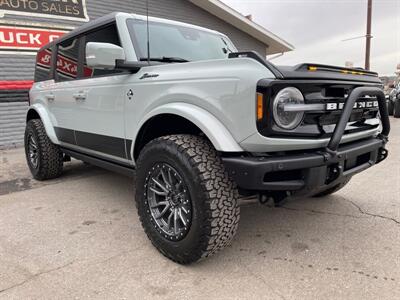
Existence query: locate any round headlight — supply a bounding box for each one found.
[273,87,305,130]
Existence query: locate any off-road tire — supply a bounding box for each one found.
[24,119,63,181]
[135,135,240,264]
[394,99,400,118]
[387,101,394,116]
[313,178,351,197]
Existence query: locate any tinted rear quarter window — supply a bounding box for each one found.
[56,38,80,81]
[34,48,53,82]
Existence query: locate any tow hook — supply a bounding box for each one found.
[326,164,342,184]
[377,134,389,145]
[377,148,388,163]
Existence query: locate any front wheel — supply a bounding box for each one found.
[135,135,240,264]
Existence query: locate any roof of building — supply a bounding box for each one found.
[190,0,294,54]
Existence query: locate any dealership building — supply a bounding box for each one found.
[0,0,293,148]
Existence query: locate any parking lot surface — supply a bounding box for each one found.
[0,118,399,300]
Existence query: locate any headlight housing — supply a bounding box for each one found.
[272,87,305,130]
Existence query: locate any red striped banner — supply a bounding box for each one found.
[0,81,34,90]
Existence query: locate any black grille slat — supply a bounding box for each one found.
[302,85,379,126]
[304,110,378,126]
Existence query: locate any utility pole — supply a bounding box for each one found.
[365,0,372,70]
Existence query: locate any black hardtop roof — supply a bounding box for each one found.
[39,12,118,51]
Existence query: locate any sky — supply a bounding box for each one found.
[221,0,400,76]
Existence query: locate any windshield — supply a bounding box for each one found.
[127,19,236,62]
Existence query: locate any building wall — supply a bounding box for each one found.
[0,0,268,148]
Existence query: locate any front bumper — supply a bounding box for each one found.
[222,138,387,195]
[222,86,390,196]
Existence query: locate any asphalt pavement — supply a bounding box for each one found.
[0,118,399,299]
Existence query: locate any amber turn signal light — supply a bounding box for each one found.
[256,92,264,121]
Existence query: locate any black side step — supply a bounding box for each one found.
[61,148,135,178]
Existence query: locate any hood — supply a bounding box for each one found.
[228,52,381,84]
[274,63,382,84]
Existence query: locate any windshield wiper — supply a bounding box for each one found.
[140,56,189,63]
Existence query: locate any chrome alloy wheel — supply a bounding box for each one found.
[144,163,192,241]
[27,133,39,169]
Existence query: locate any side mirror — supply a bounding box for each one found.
[86,42,125,69]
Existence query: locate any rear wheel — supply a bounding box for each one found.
[24,119,63,181]
[135,135,240,264]
[313,178,351,197]
[394,99,400,118]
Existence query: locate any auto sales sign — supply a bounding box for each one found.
[0,0,89,21]
[0,25,67,52]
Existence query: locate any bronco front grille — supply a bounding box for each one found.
[256,80,381,139]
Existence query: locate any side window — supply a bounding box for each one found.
[34,48,53,82]
[83,24,123,78]
[56,38,80,81]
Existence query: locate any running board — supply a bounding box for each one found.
[61,147,135,178]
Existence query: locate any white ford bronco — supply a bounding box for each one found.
[25,12,390,264]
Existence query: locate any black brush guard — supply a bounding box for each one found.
[222,87,390,194]
[326,87,389,153]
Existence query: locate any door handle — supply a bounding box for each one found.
[73,92,87,101]
[45,93,55,101]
